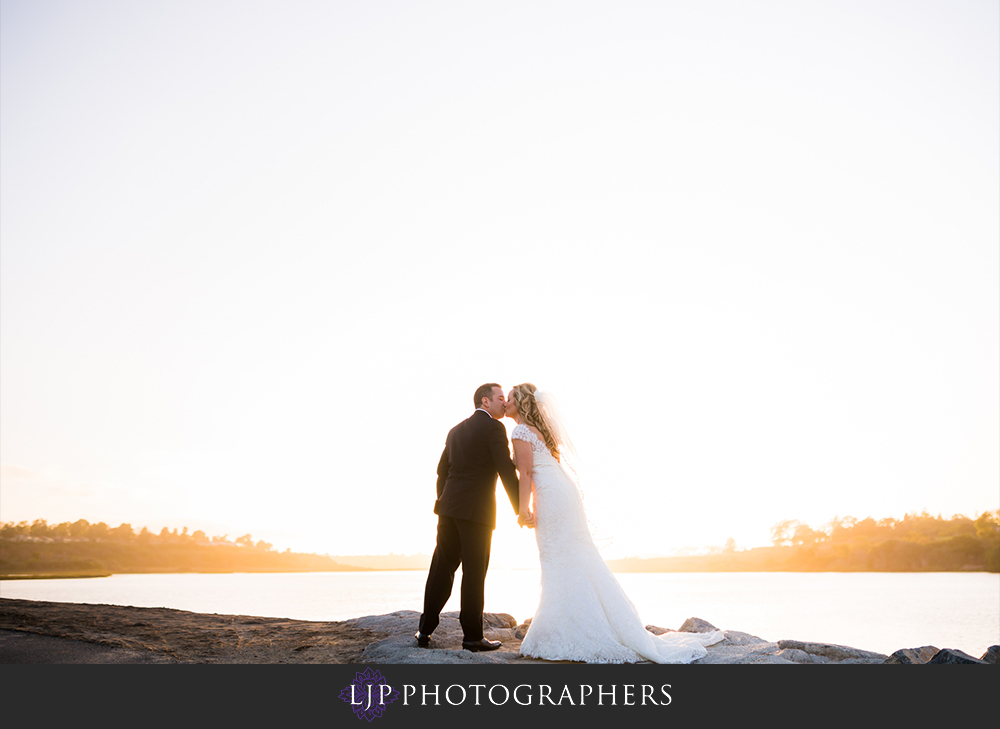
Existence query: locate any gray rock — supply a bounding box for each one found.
[449,611,517,630]
[514,618,532,639]
[980,645,1000,664]
[357,610,524,664]
[775,648,831,664]
[747,654,799,664]
[927,648,988,664]
[885,646,940,664]
[336,609,943,666]
[716,630,768,646]
[839,657,903,664]
[777,640,889,664]
[361,638,513,664]
[693,631,781,664]
[679,617,721,633]
[645,624,675,636]
[349,609,426,633]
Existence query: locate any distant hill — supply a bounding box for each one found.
[609,510,1000,573]
[0,516,435,576]
[0,519,368,577]
[3,510,996,576]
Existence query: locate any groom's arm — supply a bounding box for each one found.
[436,446,450,499]
[486,421,520,515]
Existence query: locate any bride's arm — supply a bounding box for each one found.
[512,439,534,527]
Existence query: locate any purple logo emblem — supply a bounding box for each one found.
[339,667,400,721]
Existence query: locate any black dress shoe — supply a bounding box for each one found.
[462,638,501,652]
[414,631,431,648]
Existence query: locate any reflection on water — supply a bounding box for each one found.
[1,570,997,657]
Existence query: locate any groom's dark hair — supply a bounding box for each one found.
[474,383,502,408]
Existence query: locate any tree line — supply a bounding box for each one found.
[763,510,1000,572]
[1,519,273,550]
[0,518,359,576]
[3,511,997,576]
[609,510,1000,573]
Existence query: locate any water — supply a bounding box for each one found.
[2,570,997,658]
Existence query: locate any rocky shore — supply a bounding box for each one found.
[1,598,995,665]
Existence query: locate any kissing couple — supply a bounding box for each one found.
[416,382,724,663]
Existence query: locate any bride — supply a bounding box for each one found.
[505,383,725,664]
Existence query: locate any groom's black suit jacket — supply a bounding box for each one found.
[434,409,520,528]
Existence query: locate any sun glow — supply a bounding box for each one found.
[0,1,997,566]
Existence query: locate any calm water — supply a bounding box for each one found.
[1,570,997,658]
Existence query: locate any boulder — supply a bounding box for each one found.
[927,649,988,665]
[885,646,940,664]
[979,646,1000,665]
[358,610,524,664]
[450,611,517,630]
[775,648,830,664]
[679,617,721,633]
[690,630,782,664]
[514,617,532,639]
[716,630,768,647]
[645,624,675,636]
[777,640,888,664]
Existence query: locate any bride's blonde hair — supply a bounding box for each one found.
[510,383,560,460]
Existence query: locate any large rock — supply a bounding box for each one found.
[357,610,525,664]
[645,624,674,636]
[514,617,532,639]
[679,617,721,633]
[980,646,1000,665]
[776,640,889,664]
[687,630,787,664]
[476,612,518,630]
[885,646,940,664]
[927,648,988,664]
[774,648,830,664]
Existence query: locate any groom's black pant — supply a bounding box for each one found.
[419,515,492,642]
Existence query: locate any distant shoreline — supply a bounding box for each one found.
[3,564,997,581]
[0,567,408,580]
[5,511,996,575]
[1,573,113,580]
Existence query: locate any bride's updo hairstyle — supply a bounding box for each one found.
[510,383,560,460]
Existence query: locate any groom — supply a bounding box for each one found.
[416,383,521,652]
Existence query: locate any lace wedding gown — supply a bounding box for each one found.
[512,423,724,663]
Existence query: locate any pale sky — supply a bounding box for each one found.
[1,0,997,568]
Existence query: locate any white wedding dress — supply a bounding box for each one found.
[512,423,724,663]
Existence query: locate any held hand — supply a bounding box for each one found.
[518,512,535,529]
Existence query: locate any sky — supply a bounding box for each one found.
[1,0,997,568]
